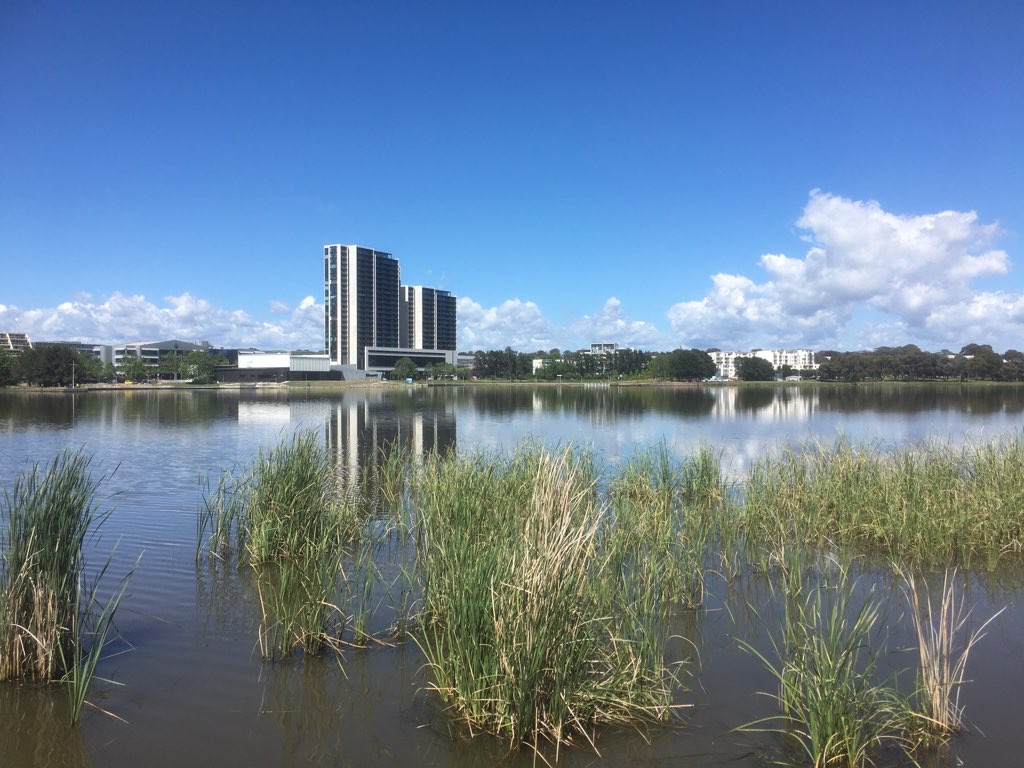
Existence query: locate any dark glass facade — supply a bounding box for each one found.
[435,290,456,351]
[324,245,400,368]
[399,286,457,352]
[325,245,455,368]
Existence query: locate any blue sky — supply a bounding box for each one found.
[2,1,1022,353]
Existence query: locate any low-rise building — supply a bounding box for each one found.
[710,348,819,379]
[0,332,33,356]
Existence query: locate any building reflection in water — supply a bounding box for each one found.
[288,393,457,484]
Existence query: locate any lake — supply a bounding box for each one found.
[1,383,1022,768]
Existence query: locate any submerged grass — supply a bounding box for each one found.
[413,444,681,757]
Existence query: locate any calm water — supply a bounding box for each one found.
[1,383,1023,768]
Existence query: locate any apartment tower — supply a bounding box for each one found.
[399,286,457,351]
[324,245,400,367]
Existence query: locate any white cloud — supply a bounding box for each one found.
[668,191,1018,350]
[0,292,323,350]
[457,297,555,351]
[3,290,665,355]
[570,297,670,349]
[457,295,669,351]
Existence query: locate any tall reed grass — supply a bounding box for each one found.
[740,568,897,768]
[739,435,1024,566]
[0,449,129,724]
[1,450,104,681]
[198,430,367,658]
[413,444,680,756]
[608,444,725,609]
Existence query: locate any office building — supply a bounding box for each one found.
[0,332,33,356]
[400,286,457,351]
[324,245,401,368]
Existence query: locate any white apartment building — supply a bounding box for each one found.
[710,348,818,379]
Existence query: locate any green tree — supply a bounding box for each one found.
[76,353,105,383]
[159,352,186,381]
[392,357,417,381]
[960,343,1003,380]
[183,350,224,384]
[648,349,715,381]
[0,349,14,386]
[735,356,776,381]
[17,345,78,386]
[120,355,150,383]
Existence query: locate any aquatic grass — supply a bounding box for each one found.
[255,559,346,660]
[361,440,411,517]
[245,431,351,565]
[197,430,371,658]
[739,569,896,768]
[899,567,1003,743]
[0,450,105,681]
[63,556,135,724]
[737,435,1024,567]
[413,444,680,756]
[198,429,364,566]
[608,444,725,609]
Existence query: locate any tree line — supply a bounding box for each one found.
[0,345,228,387]
[816,344,1024,382]
[467,347,717,382]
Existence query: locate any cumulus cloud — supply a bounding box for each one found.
[570,297,670,350]
[457,297,556,350]
[668,191,1016,350]
[0,292,323,350]
[456,295,668,351]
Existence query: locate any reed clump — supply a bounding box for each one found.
[1,449,129,724]
[0,450,103,681]
[608,444,725,608]
[413,444,680,756]
[741,569,898,768]
[899,567,1002,746]
[198,430,366,658]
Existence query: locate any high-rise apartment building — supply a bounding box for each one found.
[324,245,400,367]
[400,286,457,351]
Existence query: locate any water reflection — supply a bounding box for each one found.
[0,684,90,768]
[3,385,1024,768]
[314,392,456,484]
